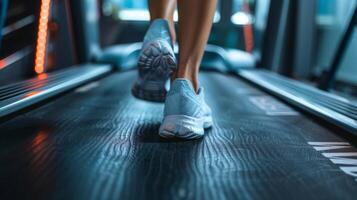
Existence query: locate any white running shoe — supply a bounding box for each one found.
[132,19,177,102]
[159,79,213,139]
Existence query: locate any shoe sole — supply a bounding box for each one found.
[132,80,167,102]
[132,40,176,102]
[159,115,213,140]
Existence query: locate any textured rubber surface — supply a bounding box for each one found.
[0,70,356,200]
[132,19,176,102]
[132,40,176,102]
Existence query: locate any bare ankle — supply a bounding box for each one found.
[174,69,199,92]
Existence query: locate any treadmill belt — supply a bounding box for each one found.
[0,70,356,199]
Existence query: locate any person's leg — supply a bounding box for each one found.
[159,0,216,139]
[132,0,177,102]
[148,0,176,42]
[175,0,217,91]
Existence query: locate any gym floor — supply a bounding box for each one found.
[0,70,356,200]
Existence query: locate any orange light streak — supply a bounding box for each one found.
[34,0,52,74]
[37,73,48,80]
[0,59,6,70]
[25,91,42,97]
[242,0,254,53]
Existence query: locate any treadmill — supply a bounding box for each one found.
[0,1,356,199]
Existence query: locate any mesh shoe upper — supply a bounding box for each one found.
[164,79,212,118]
[143,19,173,48]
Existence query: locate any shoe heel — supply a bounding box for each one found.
[133,40,176,102]
[138,40,176,80]
[159,115,205,139]
[132,81,167,102]
[203,115,213,129]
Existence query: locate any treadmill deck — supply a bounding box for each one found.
[0,71,356,200]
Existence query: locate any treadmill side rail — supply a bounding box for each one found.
[238,69,357,136]
[0,64,111,118]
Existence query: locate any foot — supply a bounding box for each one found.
[132,19,177,102]
[159,79,213,140]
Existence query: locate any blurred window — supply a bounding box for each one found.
[314,0,355,74]
[229,0,270,53]
[100,0,270,56]
[231,0,255,25]
[313,0,357,99]
[102,0,220,22]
